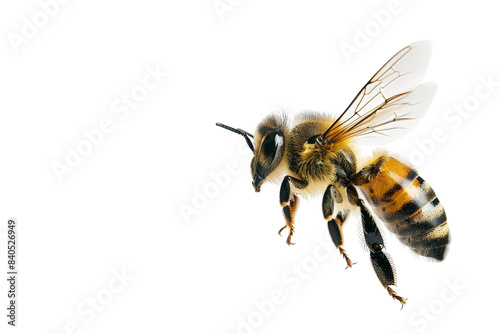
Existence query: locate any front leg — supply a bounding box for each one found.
[279,176,308,245]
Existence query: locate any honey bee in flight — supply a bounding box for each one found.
[216,41,449,308]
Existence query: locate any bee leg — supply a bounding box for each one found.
[347,185,407,309]
[331,212,355,269]
[322,185,355,268]
[279,195,298,245]
[279,176,308,245]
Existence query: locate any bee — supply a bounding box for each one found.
[216,41,449,308]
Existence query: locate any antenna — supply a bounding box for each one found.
[216,122,254,152]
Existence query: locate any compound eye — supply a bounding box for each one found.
[262,131,283,156]
[262,133,276,154]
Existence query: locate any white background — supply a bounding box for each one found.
[1,1,499,333]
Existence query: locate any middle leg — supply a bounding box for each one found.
[322,185,355,268]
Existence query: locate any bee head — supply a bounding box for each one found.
[216,114,287,193]
[250,114,287,192]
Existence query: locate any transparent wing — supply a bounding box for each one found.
[321,41,436,146]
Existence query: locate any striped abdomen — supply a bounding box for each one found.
[358,157,449,261]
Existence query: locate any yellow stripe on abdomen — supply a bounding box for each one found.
[359,157,449,261]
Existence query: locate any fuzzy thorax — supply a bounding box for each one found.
[296,142,336,182]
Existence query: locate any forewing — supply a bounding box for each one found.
[322,41,435,146]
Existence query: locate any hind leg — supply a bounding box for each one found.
[347,185,407,308]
